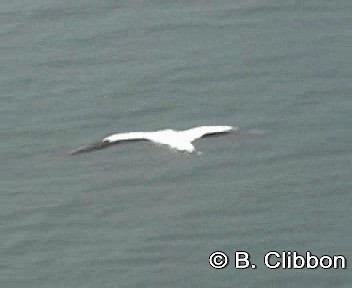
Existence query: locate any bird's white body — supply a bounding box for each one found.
[103,125,237,153]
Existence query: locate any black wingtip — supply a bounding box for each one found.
[70,141,112,155]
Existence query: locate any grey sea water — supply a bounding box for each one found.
[1,1,351,287]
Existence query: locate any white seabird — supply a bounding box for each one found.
[70,125,238,155]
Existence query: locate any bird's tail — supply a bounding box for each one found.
[69,141,112,155]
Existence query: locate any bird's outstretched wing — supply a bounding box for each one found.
[182,125,238,142]
[70,141,113,155]
[103,132,151,143]
[70,132,151,155]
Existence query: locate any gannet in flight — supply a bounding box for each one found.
[70,125,238,155]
